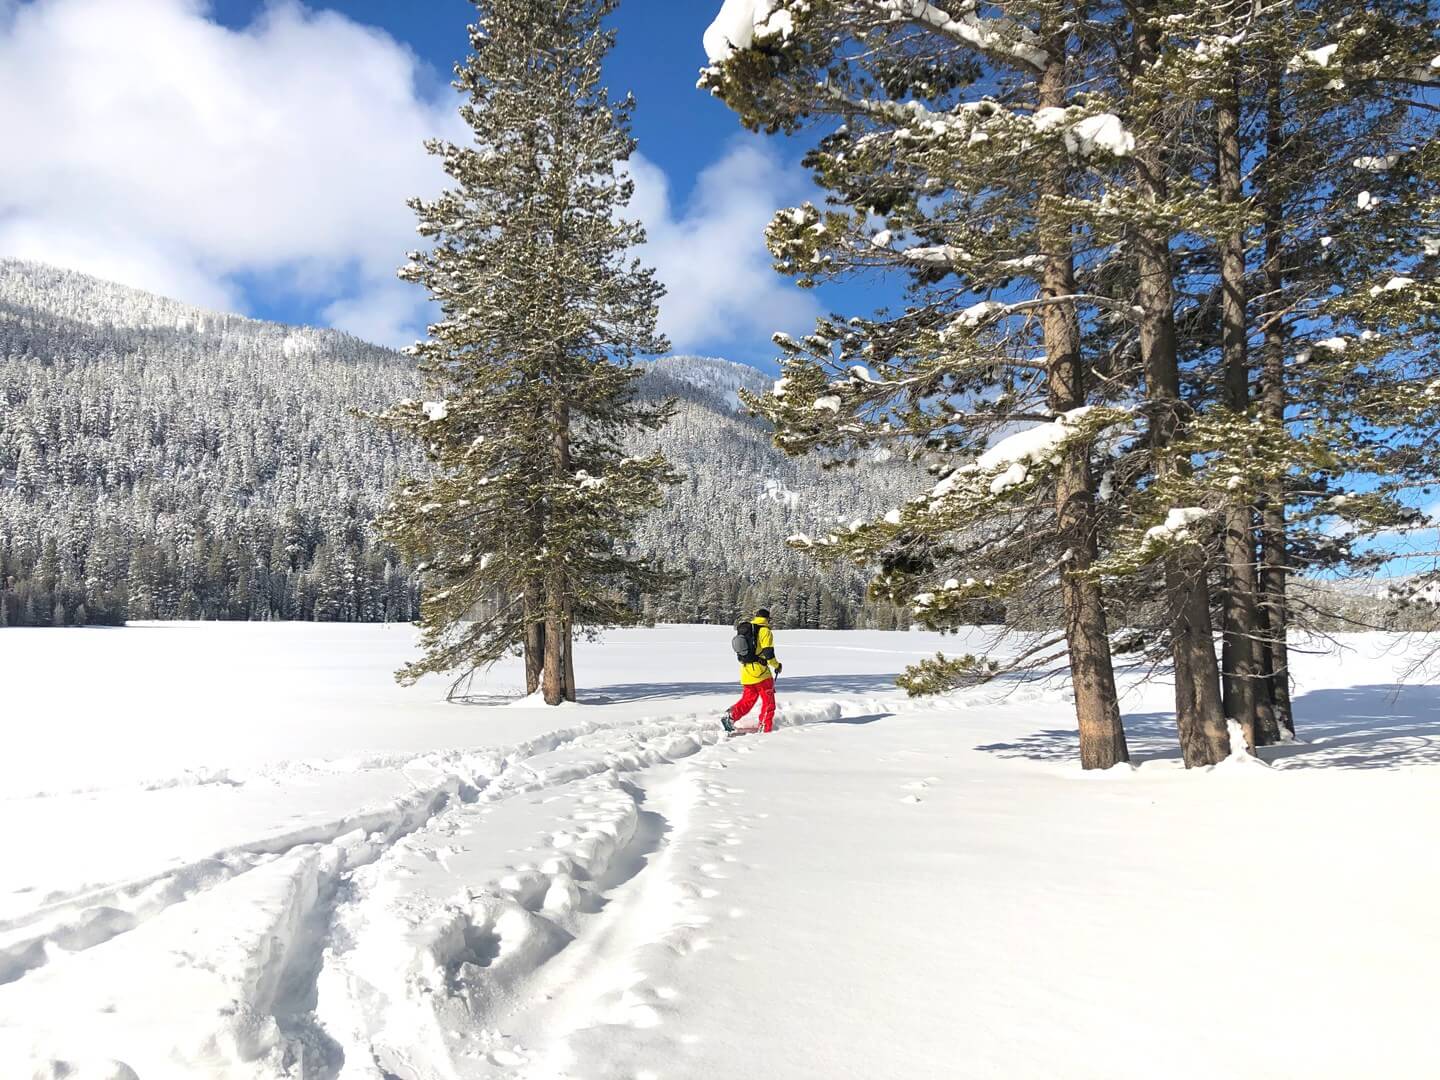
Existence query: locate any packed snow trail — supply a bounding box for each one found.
[0,718,662,987]
[543,706,1440,1080]
[0,689,886,1078]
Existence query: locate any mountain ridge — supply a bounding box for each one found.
[0,260,915,629]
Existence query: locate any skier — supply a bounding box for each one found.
[721,608,783,735]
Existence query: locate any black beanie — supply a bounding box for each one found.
[756,608,771,619]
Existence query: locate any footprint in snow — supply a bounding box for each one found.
[902,776,941,792]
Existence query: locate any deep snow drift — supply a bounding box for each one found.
[2,623,1438,1078]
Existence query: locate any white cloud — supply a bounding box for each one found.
[0,0,818,355]
[323,278,433,350]
[0,0,456,345]
[628,142,822,354]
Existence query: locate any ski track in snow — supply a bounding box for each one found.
[4,693,943,1078]
[1,721,612,987]
[296,696,887,1078]
[500,752,770,1080]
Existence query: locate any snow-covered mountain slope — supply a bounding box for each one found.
[2,624,1437,1079]
[630,356,918,624]
[646,352,770,411]
[0,260,916,628]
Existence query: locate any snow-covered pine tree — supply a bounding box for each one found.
[1211,2,1277,748]
[700,1,1134,767]
[1281,2,1440,633]
[1090,0,1439,752]
[1235,0,1439,736]
[380,0,678,704]
[1104,0,1235,766]
[1075,0,1290,758]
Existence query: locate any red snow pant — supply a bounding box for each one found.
[731,677,777,733]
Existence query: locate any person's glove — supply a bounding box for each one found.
[772,661,783,676]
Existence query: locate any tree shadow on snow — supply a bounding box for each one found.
[975,683,1440,771]
[451,692,528,707]
[974,712,1181,766]
[1259,684,1440,771]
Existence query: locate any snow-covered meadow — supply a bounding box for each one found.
[3,623,1439,1079]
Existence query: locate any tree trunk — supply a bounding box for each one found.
[563,613,577,703]
[1216,66,1276,750]
[542,592,566,706]
[542,399,571,706]
[1258,56,1295,736]
[1039,41,1128,770]
[1132,9,1229,767]
[525,584,545,697]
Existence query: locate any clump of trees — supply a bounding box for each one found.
[702,0,1439,767]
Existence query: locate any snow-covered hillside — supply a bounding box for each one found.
[630,357,918,626]
[0,260,916,630]
[644,353,770,411]
[2,624,1438,1078]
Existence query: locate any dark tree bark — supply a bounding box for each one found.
[563,613,577,703]
[1258,56,1295,736]
[1040,38,1129,770]
[1217,64,1277,749]
[525,484,547,696]
[1132,7,1230,767]
[525,592,545,696]
[543,400,572,706]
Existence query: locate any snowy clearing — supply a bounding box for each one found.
[2,623,1439,1078]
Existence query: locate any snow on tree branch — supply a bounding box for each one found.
[871,0,1048,70]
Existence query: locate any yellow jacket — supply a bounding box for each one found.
[740,617,781,685]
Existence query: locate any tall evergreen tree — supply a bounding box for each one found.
[380,0,678,704]
[700,0,1437,768]
[1090,0,1438,757]
[701,0,1132,767]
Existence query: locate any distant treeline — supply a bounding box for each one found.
[0,524,417,628]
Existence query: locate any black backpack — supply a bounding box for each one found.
[731,619,760,663]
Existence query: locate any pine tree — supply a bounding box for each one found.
[1284,2,1440,635]
[1089,0,1438,756]
[381,0,678,703]
[1214,1,1427,742]
[701,0,1132,767]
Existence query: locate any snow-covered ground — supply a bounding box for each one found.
[3,623,1439,1079]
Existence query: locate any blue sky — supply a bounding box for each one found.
[0,0,889,369]
[204,0,750,170]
